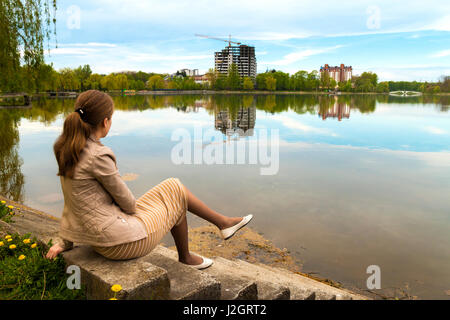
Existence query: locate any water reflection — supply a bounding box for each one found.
[0,93,449,203]
[0,110,24,201]
[318,96,351,121]
[215,106,256,137]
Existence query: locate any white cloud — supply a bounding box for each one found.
[423,126,447,135]
[430,49,450,58]
[262,45,344,66]
[268,114,336,136]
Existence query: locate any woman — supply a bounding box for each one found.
[45,90,253,269]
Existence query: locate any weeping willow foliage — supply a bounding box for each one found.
[0,0,57,92]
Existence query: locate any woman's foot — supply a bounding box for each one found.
[219,217,244,230]
[220,214,253,240]
[179,253,204,266]
[179,253,213,270]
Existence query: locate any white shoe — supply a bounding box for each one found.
[190,255,214,270]
[220,214,253,240]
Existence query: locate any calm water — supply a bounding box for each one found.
[1,94,449,299]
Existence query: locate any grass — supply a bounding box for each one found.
[0,200,15,223]
[0,201,85,299]
[0,232,85,300]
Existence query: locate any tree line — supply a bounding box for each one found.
[3,62,449,94]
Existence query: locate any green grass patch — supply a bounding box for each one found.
[0,201,15,223]
[0,232,85,300]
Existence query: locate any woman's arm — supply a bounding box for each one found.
[91,147,137,214]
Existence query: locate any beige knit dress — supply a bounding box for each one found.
[92,177,187,260]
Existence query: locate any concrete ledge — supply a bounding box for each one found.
[62,246,170,300]
[154,246,258,300]
[149,246,221,300]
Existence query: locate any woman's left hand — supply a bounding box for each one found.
[45,243,64,259]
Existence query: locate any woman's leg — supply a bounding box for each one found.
[170,184,244,265]
[170,214,203,265]
[184,186,242,230]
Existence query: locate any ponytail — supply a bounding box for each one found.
[54,90,114,178]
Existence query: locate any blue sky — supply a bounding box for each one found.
[45,0,450,81]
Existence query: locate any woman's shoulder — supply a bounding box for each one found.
[86,136,115,158]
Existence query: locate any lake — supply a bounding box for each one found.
[1,93,449,299]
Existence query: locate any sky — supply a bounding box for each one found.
[44,0,450,81]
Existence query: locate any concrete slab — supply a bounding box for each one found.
[154,246,257,300]
[62,245,170,300]
[145,246,221,300]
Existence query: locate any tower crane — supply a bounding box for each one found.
[195,34,242,47]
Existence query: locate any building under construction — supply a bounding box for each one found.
[215,45,257,79]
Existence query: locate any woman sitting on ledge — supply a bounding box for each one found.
[45,90,253,269]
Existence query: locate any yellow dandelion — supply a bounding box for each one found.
[9,244,16,249]
[18,255,26,260]
[8,205,13,209]
[31,243,37,248]
[9,211,14,215]
[5,235,11,239]
[7,238,12,242]
[109,298,118,300]
[111,284,122,293]
[0,241,3,246]
[23,239,31,244]
[1,200,5,204]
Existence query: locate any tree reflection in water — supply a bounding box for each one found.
[0,93,448,202]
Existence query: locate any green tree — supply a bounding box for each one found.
[353,72,378,92]
[291,71,308,91]
[100,74,117,91]
[320,70,331,91]
[256,73,268,90]
[265,75,276,91]
[376,82,389,93]
[58,68,80,91]
[147,75,165,90]
[115,74,129,91]
[85,73,103,90]
[271,71,289,90]
[0,0,57,93]
[74,65,92,91]
[205,68,216,89]
[242,77,254,90]
[226,63,241,90]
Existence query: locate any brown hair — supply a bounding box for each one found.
[54,90,114,178]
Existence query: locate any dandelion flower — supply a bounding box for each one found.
[31,243,37,248]
[8,205,13,209]
[9,244,16,249]
[5,235,11,239]
[9,211,14,215]
[7,238,12,242]
[111,284,122,293]
[0,241,3,246]
[109,298,118,300]
[18,255,26,260]
[1,200,5,204]
[23,239,31,244]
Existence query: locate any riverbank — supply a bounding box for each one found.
[0,194,371,300]
[2,90,449,100]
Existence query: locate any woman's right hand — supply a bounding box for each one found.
[45,243,64,259]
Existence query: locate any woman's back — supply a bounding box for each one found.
[58,133,147,247]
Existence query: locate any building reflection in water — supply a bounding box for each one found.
[318,97,351,121]
[215,106,256,137]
